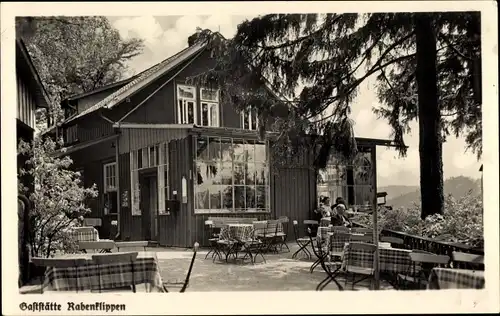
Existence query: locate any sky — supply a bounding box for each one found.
[108,15,482,187]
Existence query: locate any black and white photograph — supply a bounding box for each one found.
[2,1,499,315]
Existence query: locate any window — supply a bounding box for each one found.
[177,85,197,124]
[130,143,169,216]
[103,162,117,193]
[200,88,220,127]
[241,108,258,130]
[316,147,374,211]
[194,137,269,214]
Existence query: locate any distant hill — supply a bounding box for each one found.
[382,176,481,209]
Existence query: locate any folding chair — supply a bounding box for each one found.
[91,252,139,293]
[31,257,89,293]
[204,220,221,260]
[261,220,280,253]
[397,252,450,289]
[276,216,290,253]
[304,219,319,237]
[215,224,238,263]
[163,243,199,292]
[451,251,484,270]
[237,226,266,264]
[344,242,377,290]
[291,220,312,260]
[312,230,351,291]
[310,226,330,273]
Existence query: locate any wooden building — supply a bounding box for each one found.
[16,38,51,285]
[48,35,394,247]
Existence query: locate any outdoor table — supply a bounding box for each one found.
[427,268,485,289]
[220,224,255,241]
[41,252,164,292]
[71,227,99,242]
[341,243,419,275]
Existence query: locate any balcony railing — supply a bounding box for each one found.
[352,221,484,267]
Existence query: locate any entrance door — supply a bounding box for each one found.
[139,171,158,241]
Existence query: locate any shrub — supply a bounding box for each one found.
[356,192,483,248]
[18,136,98,258]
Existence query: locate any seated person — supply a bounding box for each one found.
[331,202,352,228]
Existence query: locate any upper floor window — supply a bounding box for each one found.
[177,85,197,124]
[103,162,117,193]
[241,108,259,131]
[200,88,220,127]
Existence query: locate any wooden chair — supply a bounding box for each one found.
[92,252,139,293]
[315,231,351,291]
[204,220,221,260]
[276,216,290,253]
[397,253,450,289]
[310,226,331,273]
[31,257,89,293]
[262,220,280,253]
[291,220,312,260]
[236,226,267,264]
[451,251,484,271]
[344,242,377,290]
[163,243,199,292]
[215,224,237,263]
[380,236,405,249]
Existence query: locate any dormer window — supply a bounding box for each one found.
[241,108,258,131]
[200,88,220,127]
[177,85,197,124]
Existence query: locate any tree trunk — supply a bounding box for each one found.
[414,14,444,220]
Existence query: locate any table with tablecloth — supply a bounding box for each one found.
[427,268,485,289]
[70,227,99,242]
[219,224,255,241]
[41,252,164,292]
[341,243,419,274]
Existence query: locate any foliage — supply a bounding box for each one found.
[357,191,483,248]
[187,13,481,219]
[18,136,98,257]
[16,17,144,129]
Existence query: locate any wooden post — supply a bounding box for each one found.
[371,145,380,290]
[115,131,121,239]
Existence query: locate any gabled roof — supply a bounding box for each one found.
[65,40,208,123]
[65,77,135,101]
[16,39,52,108]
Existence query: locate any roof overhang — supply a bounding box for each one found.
[16,39,51,109]
[51,134,118,158]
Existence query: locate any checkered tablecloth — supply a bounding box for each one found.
[42,252,164,292]
[220,224,255,241]
[341,244,418,274]
[427,268,485,289]
[70,227,99,242]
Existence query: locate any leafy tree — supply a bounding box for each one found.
[16,16,144,129]
[18,137,98,257]
[188,12,481,219]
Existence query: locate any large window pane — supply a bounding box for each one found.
[222,186,233,209]
[246,186,256,209]
[256,186,267,209]
[234,186,245,209]
[233,163,246,185]
[221,139,233,161]
[209,186,222,209]
[196,137,209,160]
[354,166,372,186]
[233,140,245,162]
[255,143,266,162]
[244,140,255,162]
[196,189,209,209]
[255,163,268,185]
[246,163,255,185]
[220,162,232,185]
[208,137,221,160]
